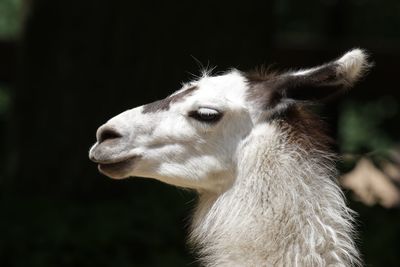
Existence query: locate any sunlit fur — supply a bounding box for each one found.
[89,49,369,267]
[190,123,361,266]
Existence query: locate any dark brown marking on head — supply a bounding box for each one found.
[142,86,198,113]
[244,67,334,153]
[279,63,344,101]
[244,67,283,111]
[244,62,349,117]
[285,63,340,87]
[275,105,334,153]
[244,65,280,84]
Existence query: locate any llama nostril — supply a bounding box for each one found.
[98,126,123,144]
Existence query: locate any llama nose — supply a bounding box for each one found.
[96,125,123,144]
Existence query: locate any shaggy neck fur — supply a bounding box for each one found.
[190,107,360,267]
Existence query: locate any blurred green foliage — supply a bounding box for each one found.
[338,97,400,266]
[339,96,398,157]
[0,0,22,40]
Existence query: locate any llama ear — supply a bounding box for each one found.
[278,49,371,101]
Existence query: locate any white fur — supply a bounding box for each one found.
[89,51,366,266]
[337,49,370,84]
[190,123,360,266]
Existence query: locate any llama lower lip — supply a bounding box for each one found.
[98,156,138,178]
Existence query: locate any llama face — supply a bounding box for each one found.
[89,71,255,191]
[89,49,369,192]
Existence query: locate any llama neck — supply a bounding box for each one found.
[190,124,360,267]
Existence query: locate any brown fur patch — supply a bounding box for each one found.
[244,63,345,153]
[244,67,283,111]
[245,62,344,106]
[142,86,198,113]
[276,105,333,153]
[244,65,280,84]
[245,68,333,153]
[281,63,343,101]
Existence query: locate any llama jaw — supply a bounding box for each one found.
[97,156,139,179]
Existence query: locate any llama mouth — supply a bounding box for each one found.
[98,156,139,179]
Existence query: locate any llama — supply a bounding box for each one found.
[89,49,370,266]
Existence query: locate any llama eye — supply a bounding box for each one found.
[188,108,223,123]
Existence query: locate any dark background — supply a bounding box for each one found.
[1,0,400,266]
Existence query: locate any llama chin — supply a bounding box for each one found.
[90,49,370,266]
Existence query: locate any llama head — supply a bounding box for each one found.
[89,49,370,192]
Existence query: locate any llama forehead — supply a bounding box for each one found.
[189,71,254,112]
[142,85,199,113]
[142,70,250,114]
[196,70,247,98]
